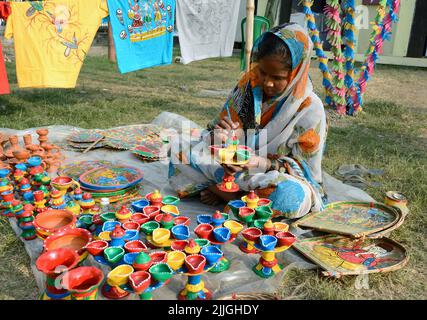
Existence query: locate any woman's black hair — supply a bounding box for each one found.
[253,23,295,69]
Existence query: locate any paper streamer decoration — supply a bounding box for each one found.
[343,0,357,115]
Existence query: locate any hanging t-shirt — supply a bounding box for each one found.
[4,0,108,88]
[106,0,176,73]
[0,1,11,95]
[176,0,241,64]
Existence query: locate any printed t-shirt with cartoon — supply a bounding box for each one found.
[4,0,108,88]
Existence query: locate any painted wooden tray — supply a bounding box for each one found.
[293,202,401,238]
[79,165,143,191]
[293,235,408,278]
[67,130,104,143]
[103,126,163,150]
[58,160,114,180]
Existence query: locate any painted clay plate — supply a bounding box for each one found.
[293,202,401,238]
[67,130,104,143]
[58,160,113,180]
[79,165,143,191]
[293,235,408,277]
[103,125,163,150]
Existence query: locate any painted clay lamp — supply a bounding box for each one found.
[0,190,14,217]
[61,266,104,300]
[146,189,163,207]
[110,224,126,248]
[18,204,37,240]
[50,189,66,210]
[13,169,25,184]
[66,200,81,217]
[102,264,134,299]
[4,135,21,160]
[73,188,83,202]
[35,248,80,300]
[36,128,49,149]
[80,193,96,214]
[160,213,174,230]
[241,190,259,209]
[33,190,48,215]
[115,205,132,224]
[20,179,34,203]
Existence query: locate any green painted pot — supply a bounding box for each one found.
[235,149,250,162]
[149,263,174,283]
[194,238,210,248]
[100,212,116,223]
[253,219,269,230]
[140,221,160,235]
[161,196,180,206]
[255,206,273,220]
[104,247,125,265]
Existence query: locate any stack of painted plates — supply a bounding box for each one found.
[78,165,144,204]
[132,145,167,162]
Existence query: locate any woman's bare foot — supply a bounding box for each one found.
[200,189,222,206]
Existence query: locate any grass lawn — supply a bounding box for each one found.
[0,49,426,300]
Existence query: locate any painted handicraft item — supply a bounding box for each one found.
[293,202,401,238]
[58,160,114,180]
[293,235,408,277]
[79,165,144,191]
[103,125,165,150]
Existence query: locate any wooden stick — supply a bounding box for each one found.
[82,136,104,154]
[245,0,255,72]
[108,22,116,63]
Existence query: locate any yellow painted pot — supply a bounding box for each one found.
[160,205,180,216]
[98,231,111,241]
[167,251,186,271]
[152,228,171,245]
[273,222,289,233]
[223,220,244,236]
[218,149,235,163]
[107,265,134,287]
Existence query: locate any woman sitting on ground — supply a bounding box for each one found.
[168,23,327,219]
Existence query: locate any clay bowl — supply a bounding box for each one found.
[133,252,152,271]
[161,195,180,206]
[200,245,223,266]
[276,231,296,247]
[194,223,214,239]
[212,227,231,243]
[34,209,76,238]
[76,214,93,229]
[142,206,160,219]
[130,213,150,225]
[61,266,104,297]
[167,250,186,271]
[51,176,76,193]
[85,240,109,256]
[131,199,150,213]
[253,219,268,230]
[170,240,188,252]
[102,221,121,232]
[100,212,116,223]
[171,225,190,240]
[242,227,262,242]
[104,246,125,265]
[123,230,139,242]
[196,214,212,225]
[160,205,180,216]
[273,222,289,233]
[257,235,278,251]
[184,254,206,274]
[98,231,111,241]
[107,265,134,287]
[129,271,151,294]
[149,263,174,283]
[223,220,244,236]
[174,216,191,226]
[36,248,79,276]
[124,240,148,253]
[194,238,210,249]
[149,251,168,265]
[152,228,171,245]
[255,206,273,220]
[0,168,10,178]
[238,207,255,223]
[43,228,92,261]
[27,156,43,167]
[140,221,160,236]
[257,198,272,208]
[122,221,140,232]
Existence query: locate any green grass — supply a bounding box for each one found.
[1,51,426,300]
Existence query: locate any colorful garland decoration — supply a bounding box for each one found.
[324,0,346,114]
[303,0,334,107]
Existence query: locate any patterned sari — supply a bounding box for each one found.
[168,23,327,218]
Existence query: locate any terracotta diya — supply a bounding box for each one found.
[34,209,76,239]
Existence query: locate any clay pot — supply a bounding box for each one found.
[223,220,244,236]
[44,228,92,261]
[170,240,188,252]
[129,271,151,294]
[130,213,150,226]
[131,199,149,213]
[171,225,190,240]
[61,266,104,300]
[276,231,296,247]
[133,252,152,271]
[152,228,170,245]
[34,209,76,238]
[160,205,180,216]
[242,227,262,242]
[212,227,231,243]
[201,245,223,266]
[257,235,278,251]
[194,223,214,239]
[161,196,180,206]
[104,247,125,265]
[173,216,190,226]
[107,265,133,287]
[167,251,186,271]
[148,263,173,282]
[196,214,212,225]
[85,240,109,256]
[36,248,80,276]
[142,206,160,219]
[13,149,30,163]
[184,254,206,274]
[140,221,160,235]
[122,221,140,232]
[238,207,255,223]
[124,240,148,253]
[149,251,168,265]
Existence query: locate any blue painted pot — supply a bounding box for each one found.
[196,214,212,225]
[213,227,231,243]
[228,200,246,216]
[27,156,43,167]
[171,225,190,240]
[201,245,223,266]
[102,221,121,232]
[257,235,278,251]
[123,230,139,242]
[131,199,150,213]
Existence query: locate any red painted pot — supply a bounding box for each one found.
[124,240,148,253]
[171,240,188,252]
[34,209,76,239]
[122,221,140,231]
[129,271,151,294]
[85,240,109,256]
[142,206,160,219]
[36,248,80,276]
[149,251,168,265]
[61,266,104,300]
[194,223,214,239]
[174,216,191,226]
[242,227,262,242]
[130,213,150,225]
[276,231,296,247]
[184,254,206,274]
[44,228,92,261]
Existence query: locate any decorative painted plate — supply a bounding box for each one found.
[103,125,164,150]
[67,130,104,143]
[293,202,401,238]
[79,165,144,191]
[58,161,114,180]
[293,235,408,278]
[68,141,106,150]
